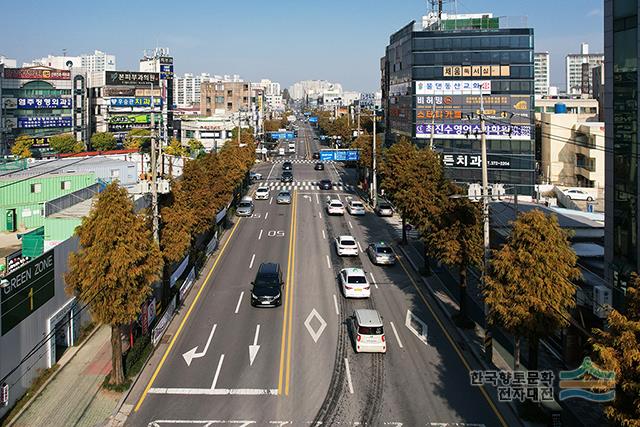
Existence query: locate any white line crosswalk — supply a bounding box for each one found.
[272,159,328,164]
[261,180,354,191]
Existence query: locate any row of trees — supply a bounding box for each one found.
[64,131,256,386]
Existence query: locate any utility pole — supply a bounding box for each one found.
[357,103,361,137]
[150,83,159,242]
[480,94,492,362]
[371,109,378,207]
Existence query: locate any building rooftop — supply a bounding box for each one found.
[0,156,134,180]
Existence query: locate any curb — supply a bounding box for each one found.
[5,324,103,427]
[396,244,523,426]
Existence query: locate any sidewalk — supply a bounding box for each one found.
[10,325,121,427]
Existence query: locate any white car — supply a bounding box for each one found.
[335,235,358,256]
[255,186,270,200]
[339,268,370,298]
[326,199,345,215]
[346,198,366,215]
[565,189,594,201]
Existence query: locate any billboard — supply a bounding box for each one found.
[415,95,531,125]
[160,64,174,79]
[104,87,137,97]
[108,114,161,124]
[105,71,160,86]
[17,116,72,129]
[415,123,531,140]
[415,80,491,95]
[441,153,512,169]
[4,67,70,80]
[320,149,360,161]
[443,65,510,78]
[8,97,72,109]
[109,97,162,108]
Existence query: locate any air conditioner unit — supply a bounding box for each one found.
[593,285,613,319]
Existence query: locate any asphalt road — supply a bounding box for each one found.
[127,120,519,426]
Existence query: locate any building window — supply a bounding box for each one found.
[227,102,233,110]
[206,96,211,104]
[31,183,42,193]
[215,96,224,103]
[227,90,233,97]
[61,180,71,190]
[110,169,120,178]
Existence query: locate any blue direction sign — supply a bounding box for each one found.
[319,149,360,162]
[309,116,318,123]
[268,131,295,140]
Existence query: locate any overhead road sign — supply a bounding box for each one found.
[319,149,360,162]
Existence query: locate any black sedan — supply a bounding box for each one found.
[314,162,325,171]
[312,152,320,159]
[319,179,332,190]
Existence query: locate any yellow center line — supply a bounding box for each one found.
[134,219,242,412]
[394,250,508,427]
[285,189,298,395]
[278,189,296,394]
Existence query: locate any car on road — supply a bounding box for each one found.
[282,161,293,171]
[326,198,345,215]
[281,170,293,182]
[251,262,283,307]
[255,186,270,200]
[367,241,396,265]
[335,235,358,256]
[276,190,292,204]
[351,309,386,353]
[278,147,285,156]
[236,196,254,217]
[319,179,332,190]
[312,151,320,159]
[346,198,366,215]
[314,162,325,171]
[375,202,393,217]
[565,189,594,201]
[288,143,296,153]
[249,171,262,181]
[338,268,370,299]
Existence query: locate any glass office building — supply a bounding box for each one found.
[382,14,535,194]
[604,0,639,308]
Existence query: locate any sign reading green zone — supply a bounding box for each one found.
[1,252,55,335]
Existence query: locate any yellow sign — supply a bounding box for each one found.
[444,65,510,78]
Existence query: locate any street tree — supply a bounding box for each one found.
[484,209,580,368]
[263,119,282,132]
[65,183,162,385]
[591,273,640,426]
[160,180,196,264]
[11,135,34,159]
[124,129,151,151]
[187,138,204,155]
[349,133,383,184]
[165,138,188,157]
[50,133,83,154]
[90,132,117,151]
[427,190,483,327]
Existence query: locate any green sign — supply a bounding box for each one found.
[108,114,161,125]
[1,251,55,335]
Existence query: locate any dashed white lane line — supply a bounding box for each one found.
[315,193,319,204]
[348,221,353,229]
[318,211,322,219]
[369,272,378,289]
[357,241,363,253]
[249,254,256,269]
[211,354,225,389]
[333,294,339,315]
[265,212,269,220]
[258,229,263,240]
[234,292,244,314]
[322,229,326,239]
[326,255,331,269]
[344,358,354,394]
[269,197,273,205]
[390,321,404,349]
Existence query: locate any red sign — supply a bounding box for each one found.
[4,68,71,80]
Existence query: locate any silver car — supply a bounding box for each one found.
[347,198,366,215]
[236,197,254,217]
[276,190,292,204]
[367,242,396,265]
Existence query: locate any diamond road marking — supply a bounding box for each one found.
[304,309,327,343]
[405,310,428,345]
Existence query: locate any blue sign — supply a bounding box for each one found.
[17,98,72,109]
[346,150,359,161]
[320,151,334,161]
[319,150,360,162]
[309,116,318,123]
[17,116,72,129]
[160,64,174,79]
[109,97,162,108]
[269,131,295,140]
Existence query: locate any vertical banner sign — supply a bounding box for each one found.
[1,252,55,335]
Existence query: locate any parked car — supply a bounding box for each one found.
[375,202,393,217]
[565,189,594,201]
[314,162,325,171]
[351,309,386,353]
[339,268,370,299]
[367,241,396,265]
[335,235,358,256]
[236,196,254,217]
[255,186,270,200]
[276,190,292,204]
[250,262,283,307]
[319,179,332,190]
[326,199,345,215]
[346,198,366,215]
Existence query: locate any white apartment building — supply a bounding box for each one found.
[174,73,215,107]
[534,52,550,96]
[0,56,17,67]
[566,43,604,95]
[258,79,281,96]
[289,80,343,100]
[27,50,116,72]
[341,91,361,106]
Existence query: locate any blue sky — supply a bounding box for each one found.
[0,0,603,92]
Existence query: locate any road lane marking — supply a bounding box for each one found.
[345,358,354,394]
[258,229,263,240]
[266,163,276,180]
[249,253,256,269]
[405,310,428,346]
[369,272,377,289]
[148,388,278,396]
[348,220,353,229]
[322,230,326,239]
[279,189,297,396]
[265,212,269,219]
[285,189,298,395]
[357,241,363,252]
[389,321,404,349]
[304,309,327,343]
[235,292,244,314]
[249,325,261,366]
[134,219,242,412]
[182,324,217,366]
[211,354,225,389]
[315,193,319,204]
[333,294,339,315]
[393,251,508,426]
[326,255,331,269]
[270,197,273,205]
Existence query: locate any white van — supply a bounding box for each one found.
[352,309,386,353]
[278,147,285,156]
[288,143,296,153]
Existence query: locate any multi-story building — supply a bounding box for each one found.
[604,0,639,308]
[382,12,536,194]
[534,52,550,96]
[27,50,116,73]
[200,81,251,115]
[255,79,283,111]
[139,48,174,139]
[360,92,382,110]
[174,73,214,108]
[566,43,604,95]
[288,80,343,101]
[0,56,17,67]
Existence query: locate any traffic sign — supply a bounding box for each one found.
[319,149,360,162]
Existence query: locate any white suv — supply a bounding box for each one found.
[352,309,386,353]
[335,235,358,256]
[339,268,370,298]
[326,199,344,215]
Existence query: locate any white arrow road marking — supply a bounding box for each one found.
[389,321,403,348]
[234,292,244,314]
[182,324,217,366]
[405,310,428,346]
[211,354,225,389]
[304,309,327,343]
[249,324,261,366]
[344,358,354,394]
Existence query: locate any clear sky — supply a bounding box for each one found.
[0,0,603,92]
